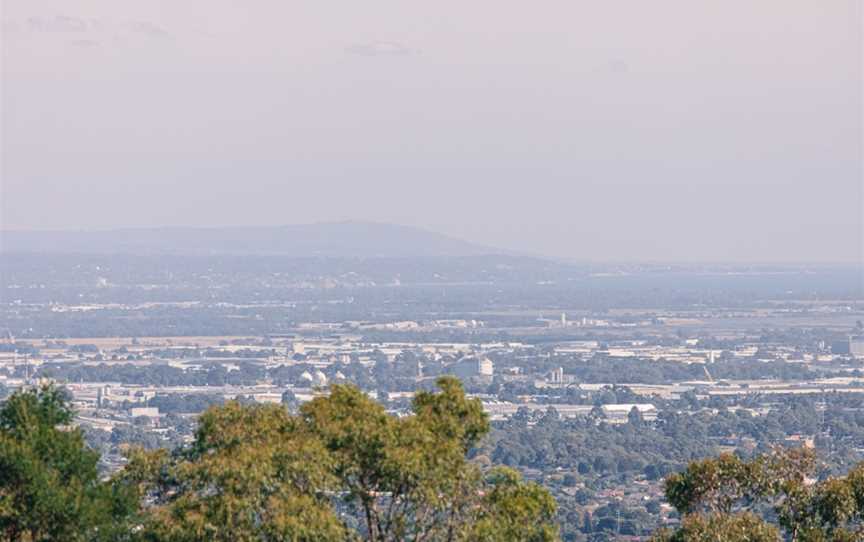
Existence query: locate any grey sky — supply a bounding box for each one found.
[1,0,861,263]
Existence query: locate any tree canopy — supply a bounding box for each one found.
[655,447,864,541]
[0,385,137,541]
[0,379,557,541]
[16,380,864,541]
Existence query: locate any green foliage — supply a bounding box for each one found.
[659,448,864,541]
[0,384,136,541]
[124,400,349,542]
[124,376,558,541]
[469,467,558,541]
[0,378,559,541]
[665,453,756,515]
[652,512,780,542]
[296,376,554,541]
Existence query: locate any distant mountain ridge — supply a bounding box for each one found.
[0,222,503,258]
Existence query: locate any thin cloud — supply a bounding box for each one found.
[69,39,99,48]
[26,15,90,33]
[128,21,170,38]
[6,16,170,41]
[345,41,416,57]
[1,20,21,34]
[607,59,630,74]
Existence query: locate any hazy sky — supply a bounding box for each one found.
[1,0,861,263]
